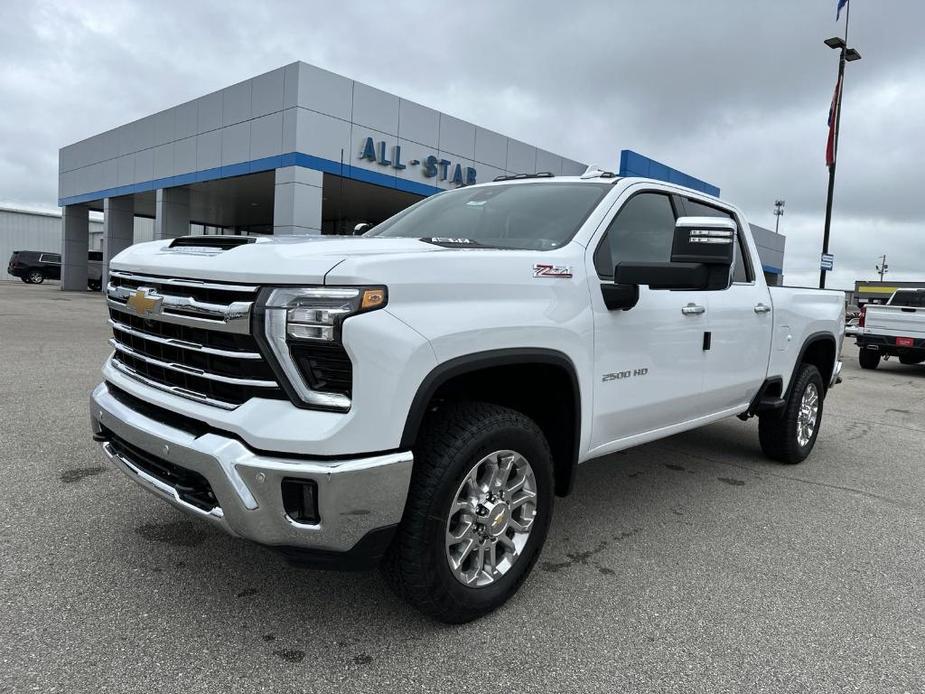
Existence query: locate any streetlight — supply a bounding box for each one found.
[773,199,785,234]
[819,8,862,289]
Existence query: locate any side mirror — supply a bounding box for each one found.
[612,217,736,294]
[353,222,373,235]
[671,216,736,266]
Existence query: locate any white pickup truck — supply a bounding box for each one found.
[856,289,925,369]
[90,172,845,622]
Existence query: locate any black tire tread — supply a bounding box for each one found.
[381,401,552,623]
[758,363,823,465]
[859,349,880,370]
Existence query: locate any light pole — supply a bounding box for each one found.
[876,254,888,282]
[819,5,862,289]
[773,199,785,234]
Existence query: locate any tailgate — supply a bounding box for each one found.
[865,306,925,337]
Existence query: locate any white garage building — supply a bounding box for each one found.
[56,61,587,290]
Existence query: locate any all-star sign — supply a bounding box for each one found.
[358,136,478,187]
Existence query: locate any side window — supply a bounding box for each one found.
[593,193,677,278]
[88,251,103,261]
[683,199,752,283]
[39,253,61,264]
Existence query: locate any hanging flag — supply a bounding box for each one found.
[837,0,848,20]
[826,75,843,167]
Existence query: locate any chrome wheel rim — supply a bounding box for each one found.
[445,450,537,587]
[797,382,819,447]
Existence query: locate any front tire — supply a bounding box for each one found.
[381,402,554,623]
[859,349,880,369]
[758,364,824,464]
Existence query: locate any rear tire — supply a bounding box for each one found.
[27,271,44,284]
[758,364,824,465]
[859,349,880,370]
[899,355,924,366]
[381,401,554,623]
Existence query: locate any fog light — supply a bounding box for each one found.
[281,478,319,525]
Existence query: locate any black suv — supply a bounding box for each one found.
[7,250,104,289]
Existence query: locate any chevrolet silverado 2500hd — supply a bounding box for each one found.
[90,172,845,622]
[856,289,925,369]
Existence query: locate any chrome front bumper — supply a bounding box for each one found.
[89,382,413,554]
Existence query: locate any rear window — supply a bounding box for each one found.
[890,291,925,307]
[683,198,752,283]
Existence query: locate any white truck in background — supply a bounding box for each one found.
[856,288,925,369]
[89,171,845,622]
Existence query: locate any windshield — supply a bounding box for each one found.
[368,182,611,250]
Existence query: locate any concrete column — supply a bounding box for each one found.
[61,204,89,291]
[154,187,190,239]
[273,166,323,235]
[102,195,135,288]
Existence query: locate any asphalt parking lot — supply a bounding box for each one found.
[1,282,922,693]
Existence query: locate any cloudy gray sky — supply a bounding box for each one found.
[2,0,923,288]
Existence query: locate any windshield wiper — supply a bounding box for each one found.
[418,237,498,249]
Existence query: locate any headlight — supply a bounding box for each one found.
[256,286,387,411]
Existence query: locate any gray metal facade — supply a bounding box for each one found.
[58,61,586,212]
[749,223,785,285]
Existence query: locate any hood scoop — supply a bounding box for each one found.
[167,235,258,253]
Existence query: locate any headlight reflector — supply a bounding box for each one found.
[258,286,387,411]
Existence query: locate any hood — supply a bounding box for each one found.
[109,235,447,285]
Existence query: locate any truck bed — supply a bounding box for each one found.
[766,286,845,391]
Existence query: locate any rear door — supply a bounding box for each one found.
[39,253,62,280]
[680,197,772,411]
[586,188,709,451]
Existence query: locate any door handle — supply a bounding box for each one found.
[681,303,706,315]
[754,303,771,314]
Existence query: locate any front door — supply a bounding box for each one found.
[587,189,710,453]
[678,196,773,412]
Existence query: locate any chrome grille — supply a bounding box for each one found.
[106,271,284,409]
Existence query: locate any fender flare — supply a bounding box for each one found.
[785,331,837,400]
[399,348,582,495]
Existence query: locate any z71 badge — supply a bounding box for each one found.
[532,263,573,278]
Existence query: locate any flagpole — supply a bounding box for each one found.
[819,5,850,289]
[844,1,850,45]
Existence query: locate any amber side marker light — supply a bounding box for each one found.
[361,288,386,310]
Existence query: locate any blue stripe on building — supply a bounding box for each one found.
[618,150,720,198]
[58,152,445,207]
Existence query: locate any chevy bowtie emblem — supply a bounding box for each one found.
[125,288,163,317]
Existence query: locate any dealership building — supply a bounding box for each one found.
[55,61,786,289]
